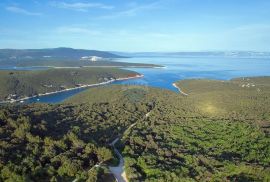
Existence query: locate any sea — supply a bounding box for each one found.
[1,56,270,103]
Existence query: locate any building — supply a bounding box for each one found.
[80,56,103,62]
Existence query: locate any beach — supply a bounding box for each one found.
[172,83,189,96]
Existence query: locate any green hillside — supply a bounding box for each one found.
[119,77,270,181]
[0,86,155,181]
[0,68,140,102]
[0,59,160,68]
[0,77,269,181]
[175,77,270,120]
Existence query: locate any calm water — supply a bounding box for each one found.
[2,56,270,103]
[115,57,270,92]
[23,88,89,104]
[0,66,48,71]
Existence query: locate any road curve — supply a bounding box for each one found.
[109,111,151,182]
[109,138,128,182]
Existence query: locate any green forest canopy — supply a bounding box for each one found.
[0,68,139,101]
[0,76,269,181]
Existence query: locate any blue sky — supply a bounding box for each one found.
[0,0,270,51]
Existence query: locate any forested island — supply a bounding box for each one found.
[0,76,269,181]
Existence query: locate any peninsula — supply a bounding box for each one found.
[0,67,143,103]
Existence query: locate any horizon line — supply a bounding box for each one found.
[0,47,269,53]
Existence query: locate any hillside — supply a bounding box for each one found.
[0,68,140,102]
[0,86,157,181]
[0,96,152,181]
[1,60,159,68]
[0,48,163,68]
[0,77,269,181]
[45,78,270,181]
[121,77,270,181]
[0,48,125,60]
[175,77,270,119]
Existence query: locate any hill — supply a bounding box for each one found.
[1,59,160,68]
[0,67,140,102]
[121,77,270,181]
[0,77,269,181]
[175,77,270,119]
[0,48,164,68]
[0,86,156,181]
[61,78,270,181]
[0,47,125,61]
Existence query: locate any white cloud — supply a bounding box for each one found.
[6,6,42,16]
[50,2,114,12]
[98,1,162,19]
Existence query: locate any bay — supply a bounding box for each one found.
[1,56,270,103]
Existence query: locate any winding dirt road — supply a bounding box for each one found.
[109,111,151,182]
[109,138,128,182]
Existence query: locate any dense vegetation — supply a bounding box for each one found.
[0,59,160,68]
[0,87,154,181]
[0,77,269,181]
[121,77,270,181]
[176,77,270,120]
[0,67,139,101]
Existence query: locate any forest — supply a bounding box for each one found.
[0,68,140,102]
[0,87,153,181]
[0,77,269,181]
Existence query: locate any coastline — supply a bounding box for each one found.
[172,83,189,96]
[7,65,164,69]
[0,74,144,104]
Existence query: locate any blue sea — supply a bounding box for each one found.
[115,56,270,92]
[1,56,270,103]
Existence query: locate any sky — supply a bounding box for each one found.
[0,0,270,52]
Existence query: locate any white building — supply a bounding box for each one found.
[80,56,103,62]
